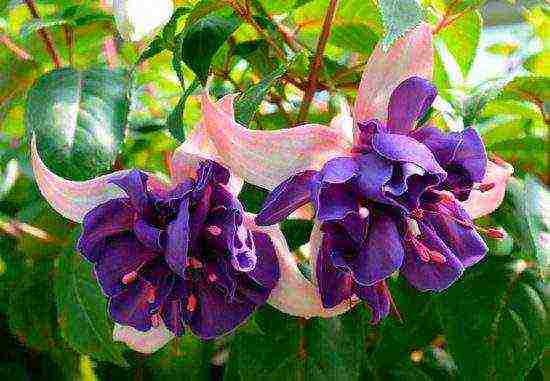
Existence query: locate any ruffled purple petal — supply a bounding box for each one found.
[246,231,279,290]
[320,157,359,184]
[94,233,158,297]
[354,119,386,152]
[165,198,190,278]
[139,258,175,313]
[110,170,149,214]
[189,280,258,339]
[313,181,359,223]
[108,278,154,332]
[401,222,464,291]
[161,279,189,336]
[134,219,164,252]
[423,196,487,267]
[411,125,460,166]
[386,77,437,134]
[255,170,318,226]
[77,198,134,262]
[354,282,391,324]
[317,227,355,308]
[355,153,394,204]
[373,133,446,182]
[353,214,404,285]
[193,160,230,200]
[448,128,487,183]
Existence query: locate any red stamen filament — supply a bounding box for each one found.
[408,235,447,264]
[188,258,203,269]
[420,208,504,240]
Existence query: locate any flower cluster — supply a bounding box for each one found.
[31,23,513,353]
[254,76,494,321]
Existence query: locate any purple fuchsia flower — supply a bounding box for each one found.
[199,23,514,321]
[30,98,328,353]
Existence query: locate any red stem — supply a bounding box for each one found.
[23,0,62,68]
[297,0,339,122]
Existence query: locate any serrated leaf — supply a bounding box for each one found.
[179,13,241,84]
[379,0,423,51]
[55,230,128,367]
[437,10,482,77]
[25,68,129,180]
[234,65,286,125]
[437,256,548,380]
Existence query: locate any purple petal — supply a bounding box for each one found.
[77,198,134,262]
[134,219,164,252]
[354,282,391,324]
[110,170,149,214]
[246,231,279,289]
[355,153,394,204]
[331,214,403,286]
[94,233,158,297]
[424,197,487,267]
[316,229,355,308]
[355,119,386,152]
[373,133,446,181]
[386,77,437,134]
[109,278,155,332]
[165,198,190,278]
[255,170,318,226]
[313,182,359,222]
[189,280,258,339]
[411,125,460,166]
[161,278,189,336]
[401,222,464,292]
[449,128,487,183]
[193,160,230,199]
[140,259,174,313]
[320,157,359,184]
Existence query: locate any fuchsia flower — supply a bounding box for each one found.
[200,23,514,321]
[30,98,333,353]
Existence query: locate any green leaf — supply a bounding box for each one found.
[485,42,518,56]
[55,230,128,367]
[329,23,379,55]
[234,65,286,125]
[144,333,213,380]
[179,13,241,84]
[437,10,482,77]
[20,17,67,38]
[438,256,548,380]
[524,51,550,76]
[185,0,230,28]
[26,68,130,180]
[225,306,367,380]
[501,76,550,103]
[379,0,423,51]
[167,78,199,142]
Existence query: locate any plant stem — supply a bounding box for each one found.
[63,25,74,66]
[0,34,33,61]
[297,0,339,122]
[23,0,62,68]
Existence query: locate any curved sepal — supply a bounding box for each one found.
[245,215,354,318]
[461,159,514,219]
[113,322,174,354]
[354,23,434,139]
[202,93,352,190]
[171,95,243,195]
[30,135,128,223]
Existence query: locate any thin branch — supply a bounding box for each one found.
[63,25,74,66]
[333,60,367,82]
[252,0,304,52]
[0,34,33,61]
[297,0,339,122]
[23,0,62,68]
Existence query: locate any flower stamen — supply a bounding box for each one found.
[187,294,197,312]
[122,271,138,285]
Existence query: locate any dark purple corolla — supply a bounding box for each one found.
[77,160,279,339]
[255,77,495,322]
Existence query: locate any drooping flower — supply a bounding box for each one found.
[199,23,514,320]
[30,99,339,353]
